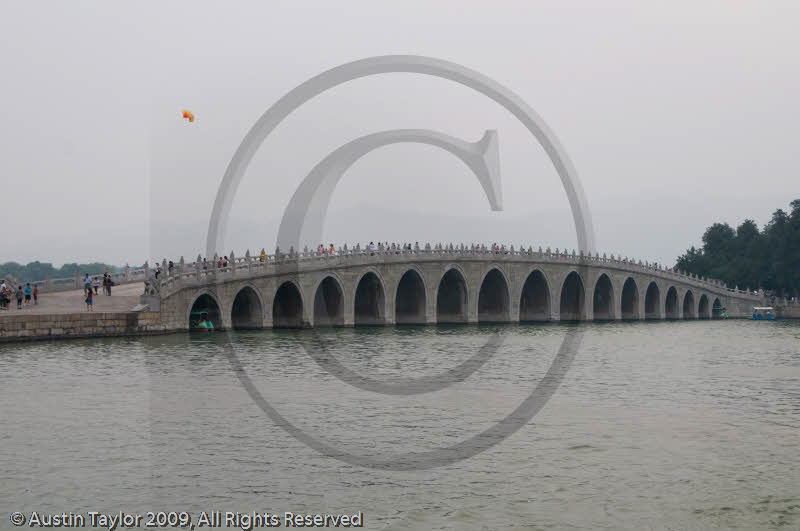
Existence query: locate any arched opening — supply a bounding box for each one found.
[395,269,426,325]
[712,297,724,319]
[313,276,344,326]
[698,294,710,319]
[189,293,222,330]
[478,268,510,322]
[354,272,385,325]
[559,271,585,321]
[621,277,639,320]
[519,270,551,322]
[231,286,263,329]
[273,281,304,328]
[644,282,661,320]
[437,268,468,324]
[592,274,614,321]
[665,287,679,319]
[683,290,696,319]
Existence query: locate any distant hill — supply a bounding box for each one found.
[0,261,127,283]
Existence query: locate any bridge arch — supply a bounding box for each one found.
[478,267,510,322]
[620,277,639,320]
[187,289,223,330]
[698,294,710,319]
[313,275,345,326]
[273,280,305,328]
[354,270,387,325]
[644,281,661,320]
[230,283,265,329]
[519,268,552,322]
[437,266,469,324]
[665,286,679,319]
[559,270,585,321]
[682,290,696,319]
[395,267,427,325]
[712,297,723,319]
[592,273,614,321]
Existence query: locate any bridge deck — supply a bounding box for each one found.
[0,282,143,315]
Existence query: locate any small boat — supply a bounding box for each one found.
[190,310,215,331]
[752,307,775,320]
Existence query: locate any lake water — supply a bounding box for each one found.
[1,321,798,529]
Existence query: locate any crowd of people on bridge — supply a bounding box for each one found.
[1,280,37,310]
[83,272,115,297]
[169,241,522,273]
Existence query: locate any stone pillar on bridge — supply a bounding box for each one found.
[635,275,647,321]
[549,278,561,322]
[466,265,481,324]
[509,267,521,323]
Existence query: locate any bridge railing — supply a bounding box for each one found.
[10,265,149,294]
[150,243,762,301]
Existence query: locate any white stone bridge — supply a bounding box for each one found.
[148,244,761,330]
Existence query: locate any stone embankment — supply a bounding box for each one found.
[0,311,164,342]
[0,282,169,342]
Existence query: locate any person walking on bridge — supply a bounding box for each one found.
[24,283,32,305]
[16,285,24,309]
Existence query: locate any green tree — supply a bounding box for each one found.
[675,200,800,296]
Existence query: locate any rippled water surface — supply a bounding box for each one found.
[1,321,798,529]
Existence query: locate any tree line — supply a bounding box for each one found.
[0,261,123,283]
[675,200,800,296]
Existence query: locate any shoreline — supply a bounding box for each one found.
[0,312,773,344]
[0,311,165,343]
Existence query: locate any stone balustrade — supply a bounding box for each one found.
[151,243,761,301]
[17,265,148,294]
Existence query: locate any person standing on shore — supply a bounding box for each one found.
[16,285,24,309]
[92,276,100,295]
[84,273,92,295]
[33,285,38,305]
[0,281,8,309]
[85,288,93,311]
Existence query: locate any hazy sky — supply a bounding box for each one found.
[2,1,798,267]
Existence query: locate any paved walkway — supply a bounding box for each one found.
[1,282,144,314]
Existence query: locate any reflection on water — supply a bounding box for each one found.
[1,321,798,529]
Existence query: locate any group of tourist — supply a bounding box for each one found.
[82,272,115,311]
[0,280,38,310]
[83,273,115,296]
[366,242,418,256]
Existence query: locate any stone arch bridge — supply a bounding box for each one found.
[150,245,760,330]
